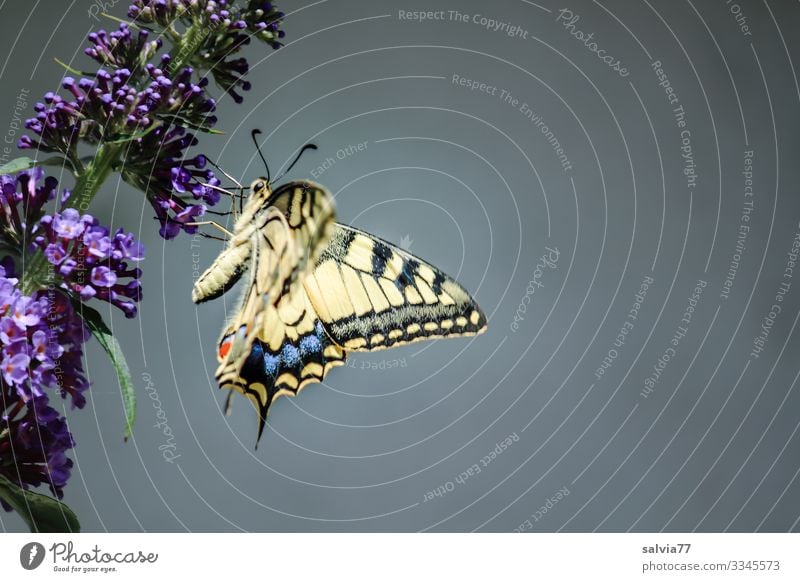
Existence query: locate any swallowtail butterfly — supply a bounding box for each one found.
[192,145,487,443]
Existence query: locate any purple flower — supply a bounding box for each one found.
[34,211,145,318]
[31,330,56,362]
[52,209,86,239]
[113,231,145,261]
[0,318,25,345]
[0,169,60,247]
[129,1,284,102]
[20,28,217,158]
[83,229,111,258]
[18,4,288,244]
[1,387,78,501]
[122,124,218,239]
[241,2,286,48]
[1,0,294,524]
[1,353,30,386]
[0,267,88,410]
[44,242,68,264]
[85,23,162,71]
[90,266,117,288]
[9,296,41,329]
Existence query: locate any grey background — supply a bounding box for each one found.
[1,0,799,532]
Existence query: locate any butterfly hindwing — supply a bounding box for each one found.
[216,293,346,442]
[304,224,487,351]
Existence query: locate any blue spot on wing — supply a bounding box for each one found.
[299,334,321,355]
[264,353,279,376]
[241,320,336,388]
[281,343,300,366]
[245,342,279,377]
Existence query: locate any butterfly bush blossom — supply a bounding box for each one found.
[33,209,145,317]
[1,169,144,504]
[20,32,220,239]
[21,2,284,238]
[0,172,95,504]
[1,1,285,524]
[0,260,89,505]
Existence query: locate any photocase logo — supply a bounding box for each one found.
[19,542,45,570]
[399,234,413,251]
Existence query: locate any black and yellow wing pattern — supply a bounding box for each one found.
[305,224,487,351]
[195,179,486,443]
[210,181,344,442]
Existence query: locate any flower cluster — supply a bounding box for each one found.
[128,1,285,47]
[19,52,218,157]
[33,209,145,318]
[0,260,88,502]
[85,23,162,71]
[122,124,224,239]
[19,2,284,243]
[2,0,289,528]
[128,1,284,102]
[1,169,144,318]
[0,169,62,248]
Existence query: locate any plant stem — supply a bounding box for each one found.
[67,142,122,213]
[168,18,210,75]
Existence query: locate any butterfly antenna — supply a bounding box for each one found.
[251,129,270,183]
[274,143,318,183]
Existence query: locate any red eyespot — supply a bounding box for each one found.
[219,337,232,359]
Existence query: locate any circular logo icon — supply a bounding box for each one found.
[19,542,45,570]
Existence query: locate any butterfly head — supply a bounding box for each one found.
[223,177,267,230]
[249,177,272,200]
[237,177,272,219]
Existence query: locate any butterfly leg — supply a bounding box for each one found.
[195,232,228,242]
[185,220,235,238]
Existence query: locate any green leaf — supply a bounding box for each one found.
[53,57,92,76]
[0,157,35,174]
[0,156,71,175]
[75,303,137,440]
[0,474,80,533]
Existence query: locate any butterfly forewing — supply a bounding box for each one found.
[304,224,487,351]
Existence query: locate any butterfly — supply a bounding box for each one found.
[192,143,487,444]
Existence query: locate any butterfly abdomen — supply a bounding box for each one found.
[192,241,252,304]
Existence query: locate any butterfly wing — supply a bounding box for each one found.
[213,181,344,443]
[215,290,346,444]
[304,224,487,351]
[203,180,486,443]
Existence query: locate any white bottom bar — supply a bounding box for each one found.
[1,533,798,581]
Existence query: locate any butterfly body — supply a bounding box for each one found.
[193,178,486,443]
